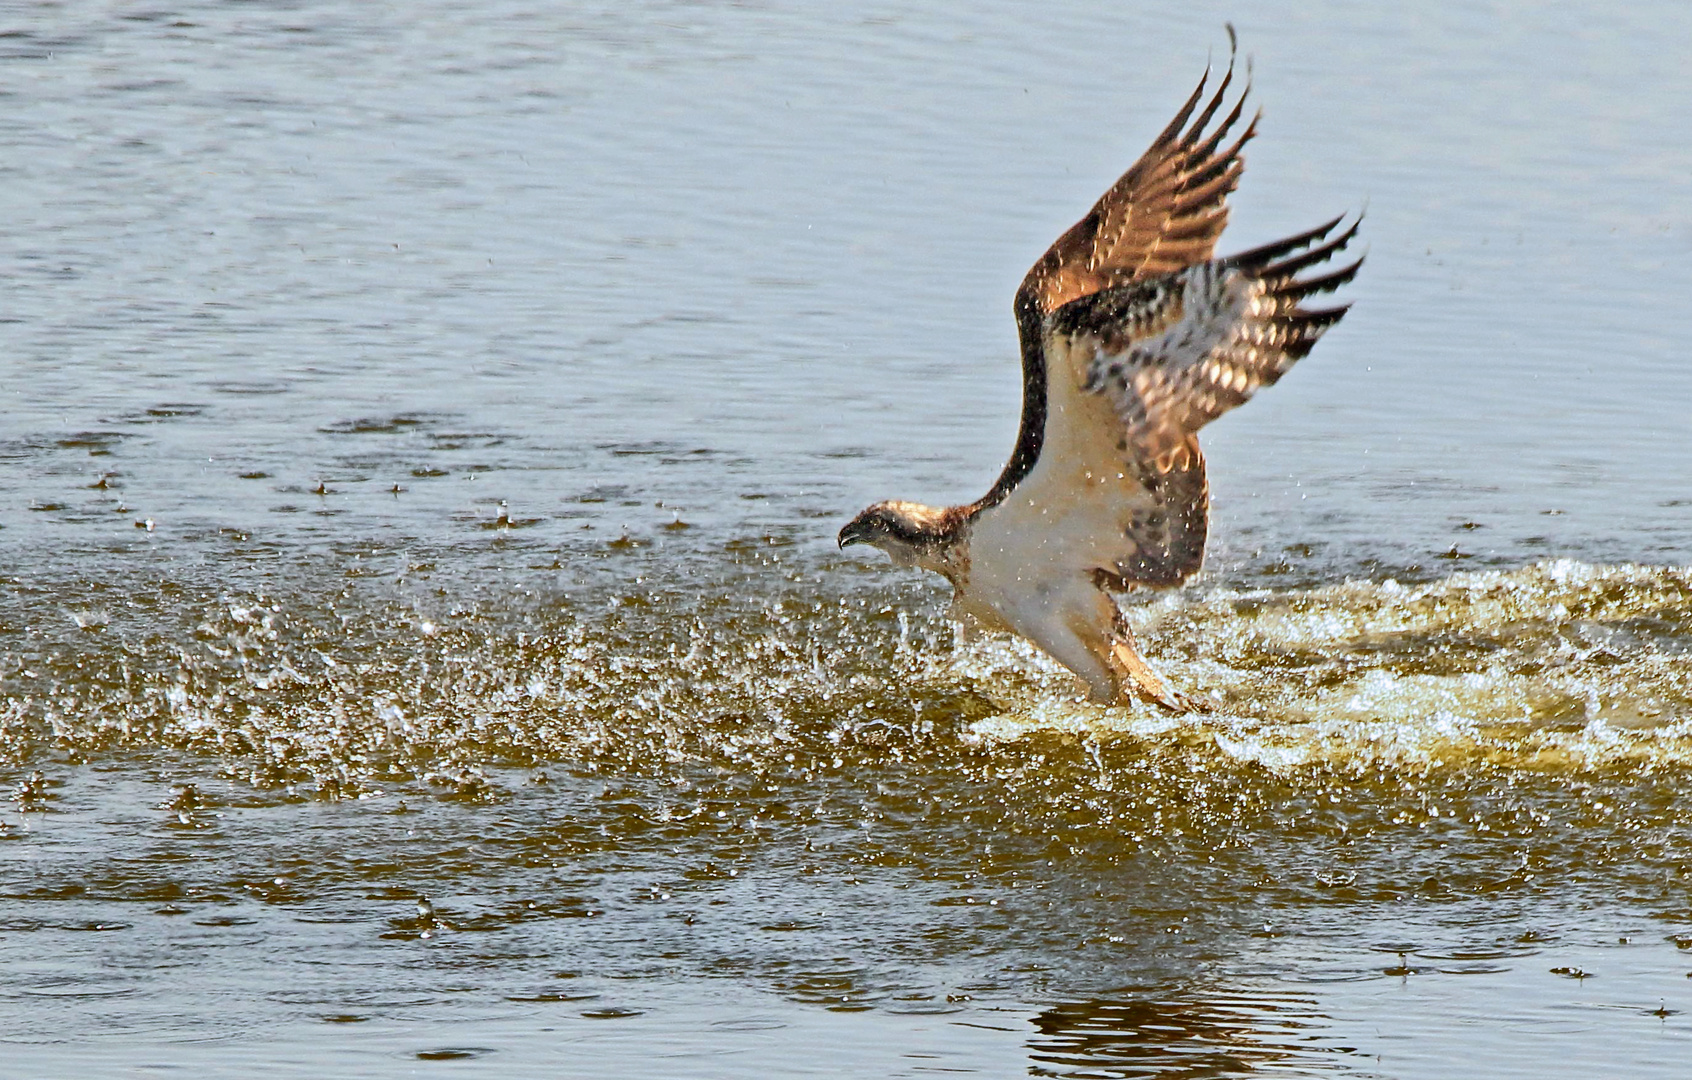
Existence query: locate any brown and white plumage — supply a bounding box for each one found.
[840,40,1360,711]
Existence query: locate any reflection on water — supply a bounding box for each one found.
[3,0,1692,1075]
[1028,993,1349,1079]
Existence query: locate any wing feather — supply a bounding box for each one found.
[969,38,1359,594]
[1017,39,1257,318]
[1054,215,1363,473]
[976,43,1258,515]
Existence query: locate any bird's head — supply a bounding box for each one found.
[837,500,957,568]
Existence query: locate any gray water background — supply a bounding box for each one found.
[3,2,1692,1077]
[4,0,1689,569]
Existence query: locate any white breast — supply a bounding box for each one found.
[964,335,1157,635]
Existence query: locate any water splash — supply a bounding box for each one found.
[961,560,1692,774]
[5,559,1692,790]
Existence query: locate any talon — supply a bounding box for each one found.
[1162,689,1214,714]
[1134,683,1210,714]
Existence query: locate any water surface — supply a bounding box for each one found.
[3,1,1692,1076]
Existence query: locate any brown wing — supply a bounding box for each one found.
[1018,41,1258,320]
[981,216,1360,593]
[1106,441,1210,588]
[974,43,1258,517]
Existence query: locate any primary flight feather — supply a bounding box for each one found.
[839,41,1361,712]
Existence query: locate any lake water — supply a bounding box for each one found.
[3,1,1692,1076]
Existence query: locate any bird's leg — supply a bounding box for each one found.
[1108,610,1211,714]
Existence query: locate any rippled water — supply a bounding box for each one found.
[4,1,1692,1076]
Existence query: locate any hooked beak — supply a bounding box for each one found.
[837,520,871,549]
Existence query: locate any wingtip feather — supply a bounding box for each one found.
[1225,213,1346,270]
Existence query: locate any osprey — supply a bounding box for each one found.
[839,47,1360,712]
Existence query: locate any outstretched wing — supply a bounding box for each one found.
[1019,38,1257,318]
[966,38,1360,595]
[969,216,1361,595]
[978,45,1257,516]
[1052,215,1362,473]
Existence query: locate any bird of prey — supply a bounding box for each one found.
[838,44,1360,713]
